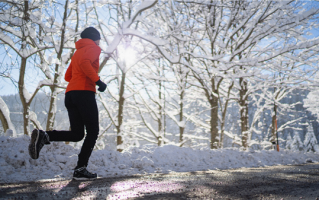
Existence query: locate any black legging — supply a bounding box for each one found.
[46,90,99,168]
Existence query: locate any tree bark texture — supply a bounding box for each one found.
[116,72,126,152]
[19,57,30,135]
[239,77,249,148]
[157,77,163,146]
[210,96,219,149]
[179,90,185,146]
[271,103,277,143]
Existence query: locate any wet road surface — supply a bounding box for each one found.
[1,163,319,199]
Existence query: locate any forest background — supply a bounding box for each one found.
[1,0,319,152]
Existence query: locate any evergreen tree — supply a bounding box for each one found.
[291,131,304,151]
[285,133,293,150]
[304,123,318,152]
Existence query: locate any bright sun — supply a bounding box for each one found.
[118,45,137,68]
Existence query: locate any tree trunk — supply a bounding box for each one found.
[46,0,69,131]
[117,72,125,152]
[19,57,30,135]
[23,1,29,21]
[210,96,219,149]
[219,82,233,148]
[271,103,277,144]
[220,121,225,149]
[157,76,163,146]
[18,2,30,135]
[46,93,57,131]
[239,77,249,149]
[179,90,185,146]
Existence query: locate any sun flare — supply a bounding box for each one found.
[118,45,137,67]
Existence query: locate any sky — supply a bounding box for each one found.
[0,134,318,184]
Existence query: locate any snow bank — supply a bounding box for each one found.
[0,135,318,183]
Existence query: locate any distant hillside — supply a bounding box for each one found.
[0,88,318,149]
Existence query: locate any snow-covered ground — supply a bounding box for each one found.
[0,135,318,184]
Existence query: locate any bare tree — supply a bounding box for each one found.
[0,1,47,135]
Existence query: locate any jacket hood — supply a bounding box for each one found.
[75,38,98,50]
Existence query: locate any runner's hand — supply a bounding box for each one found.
[95,79,107,92]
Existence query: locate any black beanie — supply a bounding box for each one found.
[80,27,101,41]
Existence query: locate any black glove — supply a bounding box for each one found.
[95,79,107,92]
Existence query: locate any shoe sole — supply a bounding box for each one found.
[28,129,39,159]
[73,177,97,181]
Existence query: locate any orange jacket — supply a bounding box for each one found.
[65,39,101,93]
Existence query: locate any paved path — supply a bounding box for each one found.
[1,163,319,199]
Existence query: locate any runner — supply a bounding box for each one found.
[28,27,107,180]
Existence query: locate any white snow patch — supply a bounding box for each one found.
[0,135,318,183]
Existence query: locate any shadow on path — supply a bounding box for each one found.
[1,163,319,199]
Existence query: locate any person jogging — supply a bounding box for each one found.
[28,27,107,180]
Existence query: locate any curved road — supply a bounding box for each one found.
[1,163,319,199]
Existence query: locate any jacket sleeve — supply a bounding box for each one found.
[79,46,101,83]
[65,62,73,82]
